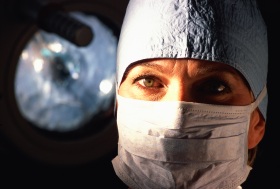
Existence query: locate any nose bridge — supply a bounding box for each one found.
[162,59,194,102]
[164,79,191,102]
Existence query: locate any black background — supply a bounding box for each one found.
[242,1,279,188]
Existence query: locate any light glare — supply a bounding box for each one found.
[99,79,113,94]
[48,42,63,53]
[33,58,44,73]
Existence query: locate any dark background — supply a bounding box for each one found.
[0,0,278,188]
[243,1,280,188]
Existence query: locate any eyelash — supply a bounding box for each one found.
[132,74,162,88]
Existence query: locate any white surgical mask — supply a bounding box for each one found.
[112,86,267,189]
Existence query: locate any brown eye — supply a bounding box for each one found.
[205,83,227,94]
[198,79,230,95]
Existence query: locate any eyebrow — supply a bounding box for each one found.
[124,60,167,77]
[135,61,167,72]
[192,64,240,78]
[131,60,241,78]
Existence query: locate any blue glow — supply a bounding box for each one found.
[14,12,117,132]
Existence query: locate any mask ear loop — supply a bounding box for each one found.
[250,85,267,113]
[247,85,267,133]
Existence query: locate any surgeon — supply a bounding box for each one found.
[112,0,268,188]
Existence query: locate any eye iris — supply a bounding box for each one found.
[143,78,154,87]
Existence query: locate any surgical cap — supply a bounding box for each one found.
[116,0,268,120]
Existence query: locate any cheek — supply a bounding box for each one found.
[231,86,253,106]
[118,82,130,97]
[118,81,139,99]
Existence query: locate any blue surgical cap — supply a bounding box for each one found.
[116,0,268,120]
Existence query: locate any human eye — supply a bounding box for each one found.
[196,77,232,96]
[133,74,164,89]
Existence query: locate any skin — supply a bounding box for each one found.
[118,58,265,150]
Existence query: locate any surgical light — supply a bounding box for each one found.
[14,12,117,133]
[0,0,128,167]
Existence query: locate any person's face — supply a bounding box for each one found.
[118,58,265,149]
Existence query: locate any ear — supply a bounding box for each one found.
[248,109,266,149]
